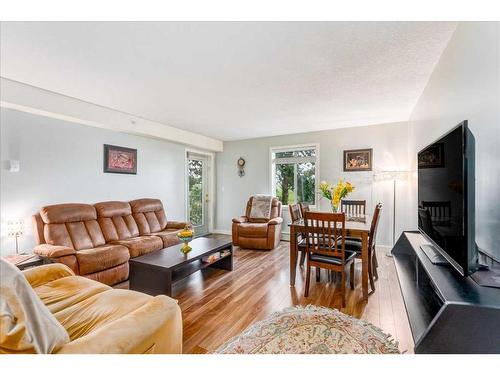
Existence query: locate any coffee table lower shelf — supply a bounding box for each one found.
[129,239,233,297]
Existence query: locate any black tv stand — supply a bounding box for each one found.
[419,244,448,265]
[392,231,500,353]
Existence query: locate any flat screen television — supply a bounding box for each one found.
[417,121,477,276]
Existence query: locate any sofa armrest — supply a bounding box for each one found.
[232,216,248,224]
[23,263,75,288]
[166,221,191,230]
[55,295,182,354]
[268,217,283,225]
[33,244,75,258]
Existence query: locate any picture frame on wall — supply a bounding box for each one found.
[343,148,372,172]
[103,144,137,174]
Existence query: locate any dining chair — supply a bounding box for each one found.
[303,211,357,307]
[341,199,366,217]
[289,203,306,267]
[299,202,310,218]
[421,201,451,225]
[418,207,435,236]
[343,203,382,293]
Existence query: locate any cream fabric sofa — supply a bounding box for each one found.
[0,263,182,354]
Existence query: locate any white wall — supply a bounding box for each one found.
[1,78,223,152]
[0,108,189,255]
[408,22,500,261]
[216,122,411,247]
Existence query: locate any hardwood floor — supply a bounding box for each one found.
[170,234,414,354]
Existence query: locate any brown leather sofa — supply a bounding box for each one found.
[32,198,189,286]
[232,197,283,250]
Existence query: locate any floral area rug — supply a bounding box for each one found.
[215,305,401,354]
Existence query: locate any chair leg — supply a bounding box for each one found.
[368,256,376,292]
[349,262,355,290]
[316,267,320,282]
[373,250,379,268]
[304,261,311,297]
[341,268,346,308]
[299,250,306,267]
[373,251,379,280]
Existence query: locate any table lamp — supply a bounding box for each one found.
[7,219,24,254]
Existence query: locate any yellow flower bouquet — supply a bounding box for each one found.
[319,179,355,212]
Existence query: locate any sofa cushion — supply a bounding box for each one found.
[95,201,140,242]
[0,259,70,354]
[53,289,152,341]
[130,198,168,234]
[149,229,182,248]
[129,198,164,213]
[98,216,139,242]
[40,203,97,224]
[41,204,106,251]
[33,275,111,315]
[245,197,282,223]
[44,220,106,251]
[112,236,163,258]
[84,262,129,286]
[33,244,75,258]
[94,201,131,218]
[75,244,130,275]
[238,223,269,238]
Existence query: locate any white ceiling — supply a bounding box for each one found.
[0,22,457,141]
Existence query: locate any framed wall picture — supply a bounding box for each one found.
[343,148,372,172]
[103,144,137,174]
[418,143,445,169]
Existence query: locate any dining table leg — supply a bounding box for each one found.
[361,232,369,301]
[290,225,297,286]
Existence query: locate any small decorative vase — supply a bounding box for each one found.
[179,237,193,254]
[177,226,194,254]
[331,202,338,213]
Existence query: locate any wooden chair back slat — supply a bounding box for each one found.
[341,199,366,217]
[299,202,310,218]
[289,203,302,222]
[303,211,346,261]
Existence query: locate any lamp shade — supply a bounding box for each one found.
[7,219,23,237]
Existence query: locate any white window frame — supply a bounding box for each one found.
[269,143,320,208]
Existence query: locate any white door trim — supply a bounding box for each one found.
[185,148,215,234]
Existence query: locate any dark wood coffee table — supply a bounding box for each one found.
[129,237,233,296]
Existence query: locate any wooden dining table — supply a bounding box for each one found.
[288,215,372,301]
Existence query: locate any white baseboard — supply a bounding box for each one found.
[377,245,393,254]
[212,229,231,235]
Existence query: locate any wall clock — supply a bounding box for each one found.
[237,157,246,177]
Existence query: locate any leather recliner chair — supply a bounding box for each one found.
[232,197,283,250]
